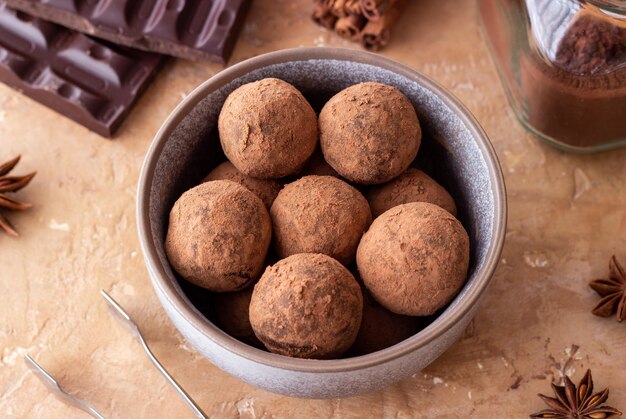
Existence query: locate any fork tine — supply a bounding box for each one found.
[100,290,208,419]
[24,353,105,419]
[100,290,135,325]
[100,289,142,340]
[24,353,60,390]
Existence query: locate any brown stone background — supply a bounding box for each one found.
[1,0,625,417]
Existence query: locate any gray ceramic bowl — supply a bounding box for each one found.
[137,47,507,399]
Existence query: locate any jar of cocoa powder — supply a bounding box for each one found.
[479,0,626,152]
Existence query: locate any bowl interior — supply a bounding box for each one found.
[142,50,503,369]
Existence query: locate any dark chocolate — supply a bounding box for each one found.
[0,4,163,137]
[2,0,251,63]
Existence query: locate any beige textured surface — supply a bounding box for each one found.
[1,1,625,417]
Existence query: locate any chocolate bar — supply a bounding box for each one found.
[0,4,163,137]
[3,0,251,63]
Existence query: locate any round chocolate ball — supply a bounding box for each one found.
[214,286,263,348]
[349,288,421,356]
[298,147,340,178]
[367,168,457,218]
[319,82,421,184]
[204,161,282,210]
[270,176,371,265]
[165,180,271,292]
[249,253,363,359]
[218,78,318,179]
[356,202,469,316]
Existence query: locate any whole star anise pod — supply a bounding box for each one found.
[0,155,36,237]
[530,369,622,419]
[590,256,626,322]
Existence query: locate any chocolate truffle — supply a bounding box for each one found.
[367,168,457,218]
[214,286,263,348]
[218,78,318,179]
[298,147,340,178]
[349,288,421,356]
[249,253,363,359]
[270,176,371,265]
[165,180,271,292]
[319,82,421,184]
[204,161,282,210]
[356,202,469,316]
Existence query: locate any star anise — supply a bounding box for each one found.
[530,369,622,419]
[0,155,36,237]
[590,256,626,322]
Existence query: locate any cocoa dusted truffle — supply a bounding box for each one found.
[214,286,263,348]
[218,78,318,179]
[249,253,363,359]
[356,202,469,316]
[298,147,340,178]
[349,288,421,356]
[270,176,371,265]
[319,82,421,184]
[165,180,271,292]
[367,168,457,218]
[204,161,282,210]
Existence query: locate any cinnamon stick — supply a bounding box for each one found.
[361,0,402,21]
[344,0,362,15]
[335,13,367,40]
[310,0,406,50]
[330,0,349,17]
[360,0,404,51]
[360,0,385,20]
[312,3,338,30]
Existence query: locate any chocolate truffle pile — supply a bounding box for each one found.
[165,78,471,360]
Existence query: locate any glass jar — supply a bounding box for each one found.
[479,0,626,152]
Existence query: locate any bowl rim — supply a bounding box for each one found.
[137,47,507,373]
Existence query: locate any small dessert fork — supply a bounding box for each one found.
[100,289,207,419]
[24,353,105,419]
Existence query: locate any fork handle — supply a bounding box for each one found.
[139,338,208,419]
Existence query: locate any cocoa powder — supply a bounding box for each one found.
[522,12,626,148]
[480,0,626,149]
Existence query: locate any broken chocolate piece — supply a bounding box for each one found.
[0,4,163,137]
[2,0,251,63]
